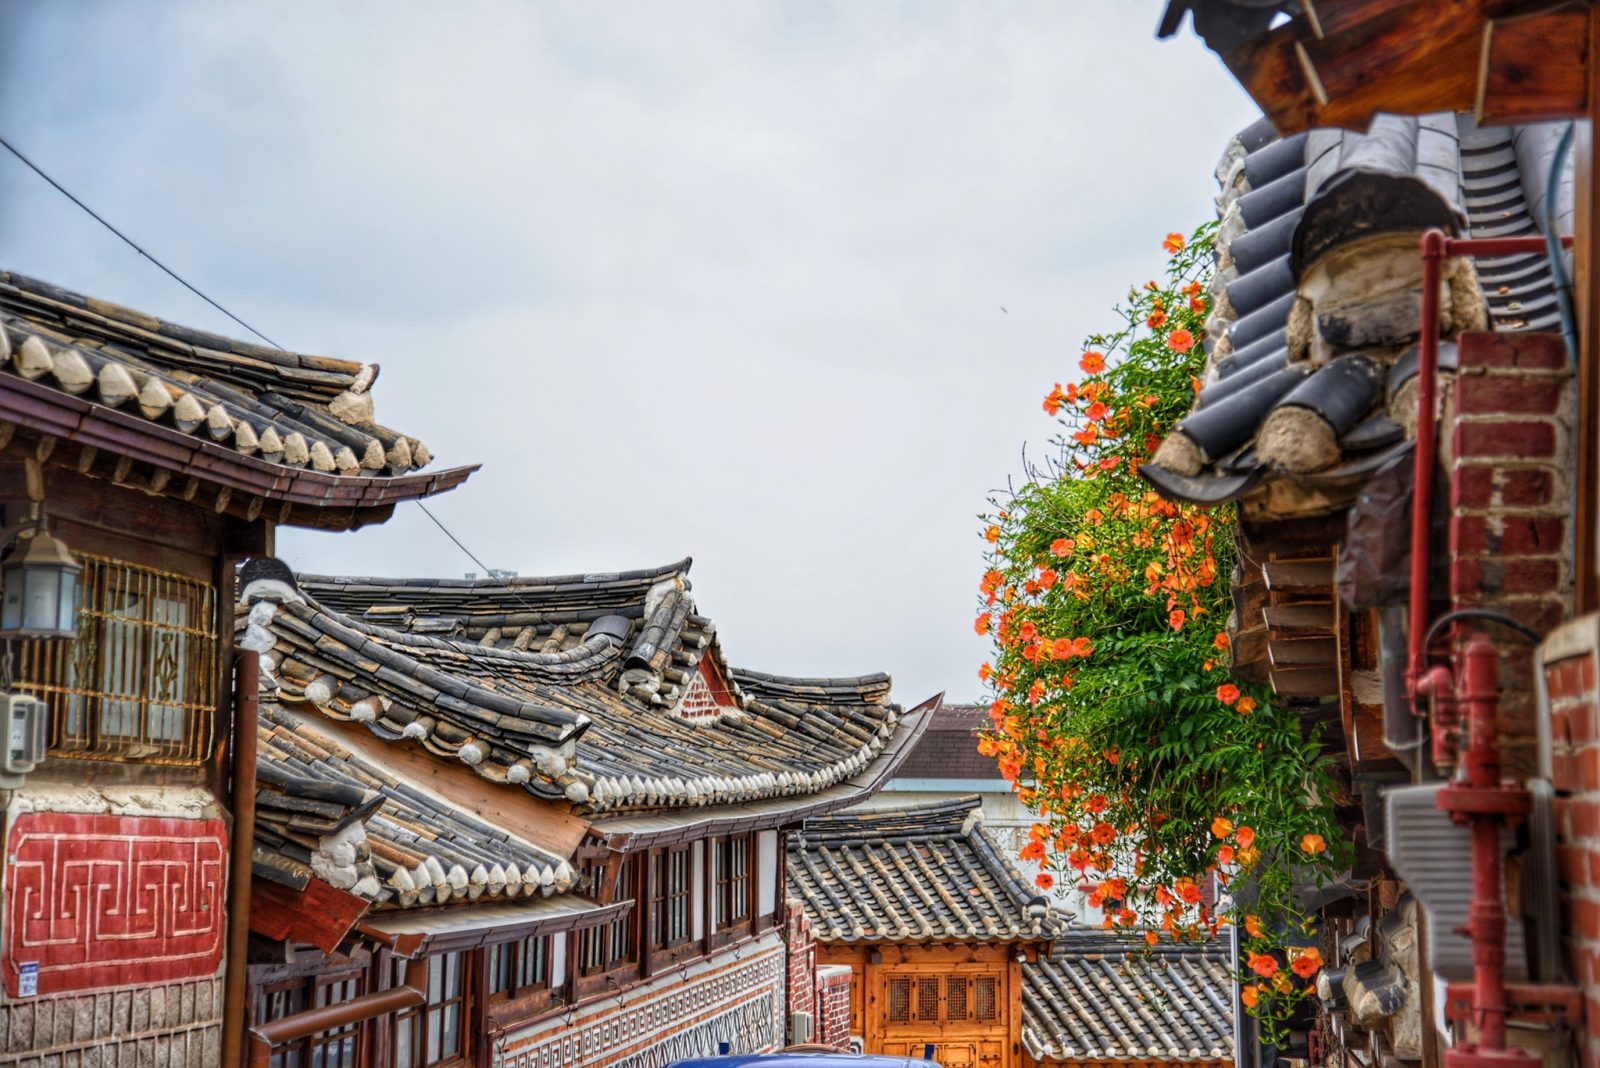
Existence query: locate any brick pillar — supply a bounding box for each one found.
[784,900,817,1039]
[816,965,853,1049]
[1448,331,1574,776]
[1542,617,1600,1068]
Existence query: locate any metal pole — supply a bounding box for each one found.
[1407,230,1448,700]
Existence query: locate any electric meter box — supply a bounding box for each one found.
[0,693,47,784]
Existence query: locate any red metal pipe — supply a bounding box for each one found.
[1436,635,1536,1068]
[1407,229,1449,700]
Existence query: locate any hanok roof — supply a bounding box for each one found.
[892,702,998,781]
[1139,113,1571,512]
[1021,932,1234,1064]
[786,796,1062,943]
[256,704,575,909]
[0,271,474,526]
[239,557,923,822]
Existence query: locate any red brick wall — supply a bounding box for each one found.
[1449,331,1574,775]
[1542,617,1600,1068]
[816,965,853,1049]
[785,900,817,1033]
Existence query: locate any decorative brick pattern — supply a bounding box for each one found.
[1449,331,1574,776]
[1544,616,1600,1068]
[816,965,852,1049]
[499,936,784,1067]
[4,813,228,998]
[0,975,223,1067]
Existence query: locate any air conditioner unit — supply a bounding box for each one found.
[0,693,47,786]
[788,1012,814,1045]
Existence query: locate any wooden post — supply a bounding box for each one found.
[1577,6,1600,614]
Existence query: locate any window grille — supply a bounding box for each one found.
[946,977,969,1022]
[916,977,941,1023]
[714,835,751,929]
[651,847,692,948]
[17,554,218,765]
[887,977,911,1024]
[974,976,999,1022]
[489,935,550,997]
[578,859,637,975]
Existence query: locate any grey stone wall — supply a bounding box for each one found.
[0,977,222,1067]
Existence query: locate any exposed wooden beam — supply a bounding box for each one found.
[1477,6,1589,126]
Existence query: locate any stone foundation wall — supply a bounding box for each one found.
[0,976,223,1067]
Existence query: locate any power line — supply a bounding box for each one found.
[417,501,503,578]
[0,134,284,349]
[0,130,518,587]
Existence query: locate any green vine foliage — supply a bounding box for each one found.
[975,223,1345,1038]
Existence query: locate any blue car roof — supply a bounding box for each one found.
[666,1056,933,1068]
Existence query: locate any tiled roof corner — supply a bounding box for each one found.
[787,796,1063,943]
[0,270,441,480]
[256,704,574,909]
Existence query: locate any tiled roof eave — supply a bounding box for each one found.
[0,370,475,517]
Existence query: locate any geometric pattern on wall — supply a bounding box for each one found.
[3,812,227,996]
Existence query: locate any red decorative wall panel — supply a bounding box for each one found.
[3,812,227,996]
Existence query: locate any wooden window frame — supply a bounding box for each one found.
[648,845,697,968]
[392,951,474,1068]
[18,553,220,766]
[574,855,641,997]
[708,833,756,950]
[251,960,369,1066]
[483,934,562,1027]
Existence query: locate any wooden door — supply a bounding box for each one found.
[876,967,1010,1068]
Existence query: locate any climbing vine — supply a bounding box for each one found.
[976,224,1344,1038]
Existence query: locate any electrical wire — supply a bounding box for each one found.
[0,130,516,586]
[0,134,283,350]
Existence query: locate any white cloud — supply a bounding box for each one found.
[0,1,1259,704]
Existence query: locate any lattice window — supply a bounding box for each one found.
[887,977,911,1024]
[946,976,969,1022]
[915,977,941,1023]
[17,554,218,765]
[974,976,999,1022]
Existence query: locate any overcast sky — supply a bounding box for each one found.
[0,3,1256,706]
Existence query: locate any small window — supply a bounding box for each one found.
[488,935,550,999]
[393,953,469,1067]
[578,858,638,976]
[887,977,911,1024]
[650,847,692,949]
[915,977,940,1023]
[946,977,968,1022]
[19,555,218,765]
[713,836,751,930]
[254,970,365,1067]
[974,976,999,1022]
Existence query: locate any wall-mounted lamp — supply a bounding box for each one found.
[0,507,82,642]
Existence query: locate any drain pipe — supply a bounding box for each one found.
[1406,230,1449,702]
